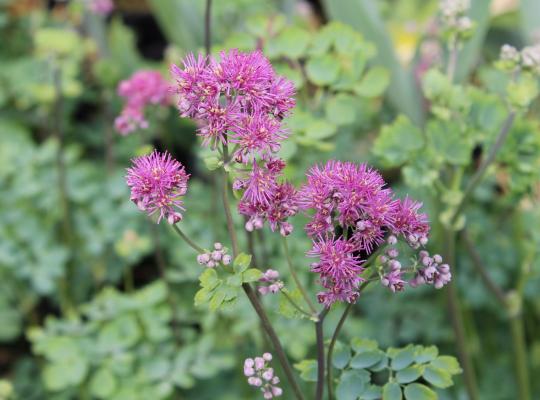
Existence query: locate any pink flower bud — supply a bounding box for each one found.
[263,353,272,361]
[222,254,232,265]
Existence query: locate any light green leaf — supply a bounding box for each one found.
[199,269,220,289]
[209,288,226,311]
[396,365,424,384]
[350,350,384,369]
[306,54,340,86]
[351,338,379,353]
[305,120,338,140]
[403,383,437,400]
[414,346,439,364]
[422,365,453,388]
[294,359,318,382]
[355,66,390,97]
[90,368,117,399]
[430,356,462,375]
[382,382,402,400]
[360,385,382,400]
[273,26,311,59]
[242,268,263,283]
[390,345,415,371]
[332,341,351,369]
[194,287,212,306]
[233,253,252,273]
[372,115,424,167]
[336,370,370,400]
[428,120,471,165]
[325,94,358,126]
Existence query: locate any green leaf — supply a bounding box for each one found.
[360,385,382,400]
[414,346,439,364]
[422,365,453,388]
[336,370,370,400]
[209,288,226,311]
[403,383,437,400]
[350,350,384,369]
[199,269,220,290]
[430,356,462,375]
[507,74,539,109]
[396,365,424,384]
[354,66,390,97]
[233,253,252,273]
[382,382,402,400]
[90,368,117,399]
[242,268,263,283]
[272,26,311,59]
[306,54,340,86]
[390,345,415,371]
[226,273,242,287]
[305,120,338,140]
[332,341,351,369]
[373,115,424,167]
[325,94,358,126]
[294,359,318,382]
[43,358,88,391]
[351,338,379,353]
[428,120,471,165]
[194,287,212,306]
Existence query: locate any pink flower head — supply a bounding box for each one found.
[114,70,171,135]
[237,160,298,236]
[126,150,189,224]
[308,236,364,307]
[244,353,282,398]
[391,197,430,246]
[171,49,295,161]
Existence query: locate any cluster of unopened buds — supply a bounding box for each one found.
[258,269,283,295]
[500,44,540,75]
[440,0,473,35]
[410,250,452,289]
[244,353,282,399]
[196,242,232,268]
[379,235,451,292]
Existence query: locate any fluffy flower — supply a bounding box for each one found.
[308,236,364,307]
[171,49,295,159]
[114,70,171,135]
[126,150,189,224]
[236,160,298,236]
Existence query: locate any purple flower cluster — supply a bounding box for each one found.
[196,242,232,268]
[171,51,298,235]
[410,250,452,289]
[236,159,299,236]
[171,50,295,157]
[258,269,283,295]
[114,70,171,135]
[244,353,282,399]
[299,160,446,306]
[126,150,189,224]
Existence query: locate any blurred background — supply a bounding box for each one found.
[0,0,539,399]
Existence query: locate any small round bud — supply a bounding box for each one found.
[263,353,273,361]
[387,235,398,245]
[214,242,223,250]
[433,254,443,264]
[222,254,232,265]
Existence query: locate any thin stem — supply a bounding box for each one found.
[171,224,205,253]
[443,229,479,400]
[315,308,329,400]
[461,229,507,306]
[452,111,516,223]
[220,144,304,400]
[280,289,312,318]
[326,278,374,400]
[282,236,317,314]
[327,303,351,400]
[204,0,212,56]
[509,310,530,400]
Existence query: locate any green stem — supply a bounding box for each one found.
[220,144,304,400]
[443,228,479,400]
[327,303,351,400]
[315,308,329,400]
[509,309,530,400]
[171,224,205,253]
[282,236,317,314]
